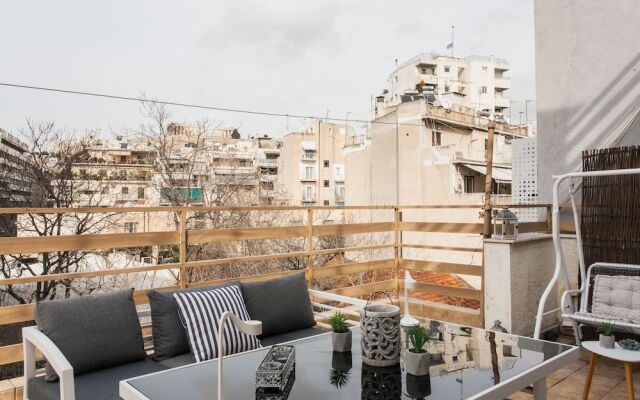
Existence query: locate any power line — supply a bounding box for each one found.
[0,81,522,136]
[0,82,421,128]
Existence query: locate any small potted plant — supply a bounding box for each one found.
[329,312,351,352]
[599,322,615,349]
[405,326,430,376]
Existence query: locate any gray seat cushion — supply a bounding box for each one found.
[259,327,326,346]
[27,359,166,400]
[240,272,316,338]
[35,289,146,380]
[155,353,195,369]
[147,282,238,360]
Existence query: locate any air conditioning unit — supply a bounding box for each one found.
[454,151,464,160]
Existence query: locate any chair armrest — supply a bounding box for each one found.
[560,289,582,313]
[23,326,75,400]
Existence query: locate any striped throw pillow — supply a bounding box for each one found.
[174,285,261,362]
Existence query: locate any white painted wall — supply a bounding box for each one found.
[535,0,640,203]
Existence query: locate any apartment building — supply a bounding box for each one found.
[278,121,350,206]
[385,52,512,121]
[347,97,527,207]
[0,128,32,236]
[69,124,283,235]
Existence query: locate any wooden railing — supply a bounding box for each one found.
[0,204,551,371]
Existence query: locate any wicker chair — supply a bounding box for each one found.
[561,262,640,344]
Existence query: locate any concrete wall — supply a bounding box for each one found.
[535,0,640,203]
[484,234,579,336]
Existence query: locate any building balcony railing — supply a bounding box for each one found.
[0,203,552,395]
[300,175,317,181]
[494,77,511,89]
[301,153,316,161]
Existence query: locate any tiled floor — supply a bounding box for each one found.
[508,349,640,399]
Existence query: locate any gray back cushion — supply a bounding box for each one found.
[147,282,237,360]
[240,272,315,338]
[592,274,640,323]
[35,288,146,380]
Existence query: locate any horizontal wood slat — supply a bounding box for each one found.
[327,280,395,297]
[0,304,35,325]
[314,260,394,279]
[187,226,306,244]
[185,270,304,289]
[401,259,483,276]
[401,281,482,301]
[0,344,23,365]
[312,222,394,236]
[401,244,482,252]
[519,221,550,233]
[0,231,178,255]
[1,263,181,286]
[400,222,483,234]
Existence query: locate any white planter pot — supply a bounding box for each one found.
[405,349,430,376]
[599,334,615,349]
[332,330,352,352]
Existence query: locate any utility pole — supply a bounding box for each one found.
[483,120,495,238]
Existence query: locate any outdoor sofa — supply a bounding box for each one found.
[22,272,325,400]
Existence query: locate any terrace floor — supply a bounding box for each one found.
[509,348,640,400]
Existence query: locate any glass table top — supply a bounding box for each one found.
[126,319,575,399]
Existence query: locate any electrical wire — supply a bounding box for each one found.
[0,82,523,137]
[0,82,426,128]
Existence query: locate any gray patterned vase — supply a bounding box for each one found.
[360,303,401,367]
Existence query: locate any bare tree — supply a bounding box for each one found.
[0,120,115,305]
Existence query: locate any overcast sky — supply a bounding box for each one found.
[0,0,535,140]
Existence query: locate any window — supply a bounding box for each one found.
[323,160,330,168]
[444,85,450,93]
[432,131,442,146]
[122,187,129,195]
[323,200,330,206]
[120,143,128,149]
[484,139,488,150]
[305,166,314,179]
[464,176,475,193]
[444,66,450,73]
[138,187,145,200]
[323,180,330,188]
[482,66,488,73]
[480,86,488,95]
[124,222,137,233]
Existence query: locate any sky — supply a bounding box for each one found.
[0,0,536,140]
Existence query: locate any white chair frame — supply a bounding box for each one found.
[534,167,640,342]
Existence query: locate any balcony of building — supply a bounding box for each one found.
[494,77,511,89]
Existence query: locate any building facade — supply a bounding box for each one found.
[278,121,350,206]
[0,128,32,236]
[384,52,512,121]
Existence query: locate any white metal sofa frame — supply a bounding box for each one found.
[533,167,640,343]
[22,289,367,400]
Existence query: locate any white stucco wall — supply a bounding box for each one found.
[535,0,640,203]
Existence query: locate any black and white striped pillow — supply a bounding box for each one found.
[173,285,261,362]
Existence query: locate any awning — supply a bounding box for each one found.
[301,141,317,150]
[461,163,512,182]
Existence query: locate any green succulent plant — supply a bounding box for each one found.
[329,368,351,388]
[329,312,349,333]
[408,326,430,353]
[599,322,615,336]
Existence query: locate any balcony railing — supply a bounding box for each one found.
[0,204,551,378]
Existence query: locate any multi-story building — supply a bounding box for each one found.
[384,52,512,121]
[346,97,528,207]
[278,121,350,206]
[0,128,32,236]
